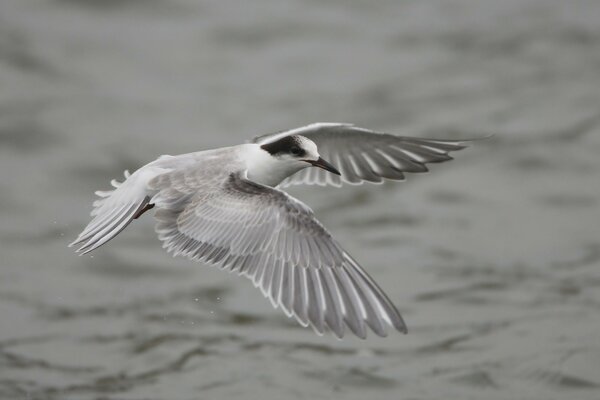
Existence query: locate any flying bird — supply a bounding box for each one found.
[70,123,472,338]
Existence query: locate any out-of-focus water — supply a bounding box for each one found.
[1,0,600,399]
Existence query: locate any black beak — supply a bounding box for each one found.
[306,157,341,176]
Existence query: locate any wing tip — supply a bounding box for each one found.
[397,320,408,335]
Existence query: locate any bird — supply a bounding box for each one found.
[70,122,472,339]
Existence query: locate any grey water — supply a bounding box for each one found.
[1,0,600,399]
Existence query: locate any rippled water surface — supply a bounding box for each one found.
[1,0,600,399]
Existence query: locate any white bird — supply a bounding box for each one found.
[70,123,472,338]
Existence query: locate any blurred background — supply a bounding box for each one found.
[1,0,599,399]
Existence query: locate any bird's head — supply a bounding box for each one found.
[260,135,340,175]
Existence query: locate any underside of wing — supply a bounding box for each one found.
[149,170,407,338]
[268,123,473,187]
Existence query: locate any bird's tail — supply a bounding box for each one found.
[69,169,152,255]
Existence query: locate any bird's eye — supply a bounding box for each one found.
[290,146,302,156]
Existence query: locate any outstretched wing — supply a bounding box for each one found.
[148,169,407,338]
[255,123,471,187]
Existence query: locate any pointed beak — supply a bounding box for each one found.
[306,157,341,176]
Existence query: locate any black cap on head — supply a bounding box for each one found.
[260,135,306,157]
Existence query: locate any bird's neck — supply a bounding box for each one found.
[242,144,306,187]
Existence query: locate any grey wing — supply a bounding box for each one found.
[265,123,471,187]
[148,169,406,338]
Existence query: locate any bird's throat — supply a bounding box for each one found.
[244,144,306,187]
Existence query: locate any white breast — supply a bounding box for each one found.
[242,144,306,187]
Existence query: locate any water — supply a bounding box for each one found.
[1,0,600,399]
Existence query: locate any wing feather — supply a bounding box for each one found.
[149,170,407,338]
[263,123,472,187]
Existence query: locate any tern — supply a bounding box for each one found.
[70,123,472,338]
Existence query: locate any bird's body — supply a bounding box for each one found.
[71,123,472,339]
